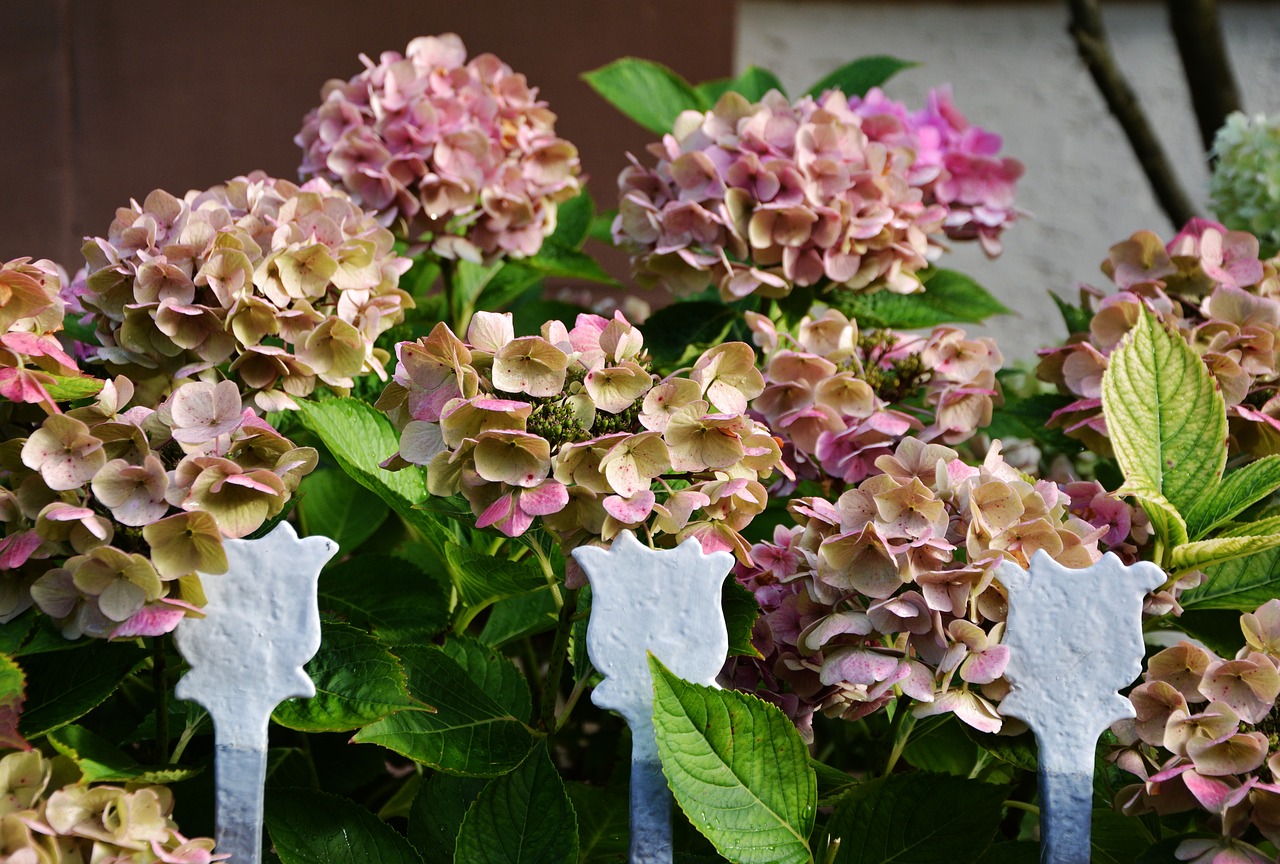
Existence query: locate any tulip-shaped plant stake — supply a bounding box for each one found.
[998,551,1164,864]
[573,531,736,864]
[173,522,337,864]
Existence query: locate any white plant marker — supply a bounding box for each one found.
[173,521,337,864]
[573,530,736,864]
[997,550,1164,864]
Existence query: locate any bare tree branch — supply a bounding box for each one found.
[1167,0,1242,156]
[1067,0,1197,228]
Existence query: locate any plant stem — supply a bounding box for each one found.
[1066,0,1197,227]
[152,635,169,764]
[540,587,579,733]
[554,664,595,734]
[1004,800,1041,815]
[882,695,916,776]
[527,533,563,609]
[439,257,457,331]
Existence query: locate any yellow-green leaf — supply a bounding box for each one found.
[1171,532,1280,572]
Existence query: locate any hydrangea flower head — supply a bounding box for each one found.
[1211,112,1280,251]
[296,34,582,262]
[78,174,412,411]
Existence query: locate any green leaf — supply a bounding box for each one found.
[826,773,1004,864]
[829,268,1011,329]
[804,56,918,98]
[47,724,199,783]
[42,374,104,402]
[474,263,545,313]
[548,189,595,249]
[812,759,858,805]
[455,741,579,864]
[642,301,737,366]
[319,554,449,644]
[698,66,786,103]
[976,843,1040,864]
[408,773,488,864]
[984,393,1084,455]
[479,587,559,647]
[266,788,425,864]
[0,610,35,655]
[1131,490,1191,550]
[650,655,815,864]
[723,580,762,658]
[1184,455,1280,540]
[353,644,533,776]
[296,398,432,535]
[1182,543,1280,610]
[963,727,1037,772]
[1101,308,1226,520]
[524,243,619,286]
[1090,809,1153,864]
[20,642,147,739]
[1171,531,1280,572]
[582,58,705,134]
[1050,291,1093,336]
[298,467,389,555]
[272,621,420,732]
[454,260,506,312]
[568,782,629,863]
[440,636,532,724]
[901,715,981,776]
[445,543,545,616]
[0,653,27,750]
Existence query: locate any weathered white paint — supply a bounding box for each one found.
[737,1,1280,359]
[174,521,337,864]
[573,530,735,864]
[998,551,1165,864]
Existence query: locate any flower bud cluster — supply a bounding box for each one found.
[0,750,224,864]
[296,34,582,262]
[1037,219,1280,456]
[79,173,412,411]
[745,307,1003,487]
[614,85,1020,302]
[847,87,1024,256]
[1110,600,1280,864]
[725,438,1105,739]
[2,374,316,640]
[0,258,85,412]
[1211,112,1280,251]
[378,311,786,575]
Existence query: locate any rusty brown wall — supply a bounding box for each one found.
[0,0,737,271]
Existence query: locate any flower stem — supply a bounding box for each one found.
[152,635,169,764]
[882,695,915,777]
[540,587,579,733]
[554,664,595,734]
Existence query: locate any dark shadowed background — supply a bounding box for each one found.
[1,0,738,271]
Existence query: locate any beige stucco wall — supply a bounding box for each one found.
[737,1,1280,359]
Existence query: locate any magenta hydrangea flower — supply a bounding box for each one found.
[296,34,582,262]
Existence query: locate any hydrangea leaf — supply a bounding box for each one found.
[829,268,1011,328]
[407,773,488,864]
[1090,808,1155,864]
[567,781,629,863]
[19,642,147,739]
[650,655,816,864]
[1182,519,1280,609]
[723,579,763,659]
[0,653,27,750]
[698,66,787,103]
[0,611,35,656]
[804,55,918,98]
[975,843,1040,863]
[1050,291,1093,336]
[41,374,104,402]
[439,636,532,724]
[353,644,534,776]
[454,741,579,864]
[479,587,559,648]
[1101,307,1227,522]
[811,759,858,805]
[266,788,425,864]
[297,467,389,555]
[444,542,545,619]
[46,723,200,783]
[547,188,595,249]
[1171,531,1280,572]
[643,301,738,366]
[523,242,618,286]
[319,554,449,644]
[825,773,1004,864]
[900,714,982,776]
[272,621,422,733]
[1183,455,1280,540]
[582,58,706,134]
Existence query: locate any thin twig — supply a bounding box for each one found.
[1067,0,1197,227]
[1166,0,1242,156]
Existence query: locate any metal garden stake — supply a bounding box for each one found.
[173,521,337,864]
[998,550,1164,864]
[573,530,736,864]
